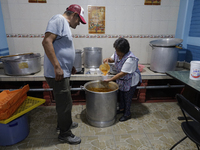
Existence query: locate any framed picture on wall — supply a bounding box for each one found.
[88,6,105,34]
[144,0,161,5]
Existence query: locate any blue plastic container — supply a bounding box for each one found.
[0,114,29,146]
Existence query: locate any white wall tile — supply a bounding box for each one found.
[106,0,116,6]
[160,6,170,21]
[105,20,116,34]
[150,21,160,34]
[132,0,145,6]
[159,21,169,34]
[18,20,32,34]
[31,20,48,34]
[169,7,179,21]
[124,21,134,34]
[1,3,10,19]
[130,38,141,58]
[8,4,20,19]
[1,0,180,64]
[151,6,161,21]
[168,20,177,34]
[124,6,135,21]
[133,6,144,21]
[32,38,44,54]
[142,6,152,21]
[169,0,180,7]
[115,20,125,34]
[13,38,34,53]
[87,0,98,6]
[141,20,151,34]
[106,6,116,21]
[115,0,126,6]
[132,21,142,34]
[6,38,16,54]
[3,19,12,33]
[161,0,171,6]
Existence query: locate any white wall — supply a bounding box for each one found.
[0,0,180,64]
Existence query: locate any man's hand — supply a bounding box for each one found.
[54,67,64,81]
[71,66,76,75]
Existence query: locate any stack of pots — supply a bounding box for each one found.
[149,38,183,73]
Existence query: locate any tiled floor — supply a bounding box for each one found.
[0,102,198,150]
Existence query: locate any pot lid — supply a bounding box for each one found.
[150,38,183,47]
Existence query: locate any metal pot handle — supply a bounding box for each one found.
[80,85,85,90]
[149,43,153,47]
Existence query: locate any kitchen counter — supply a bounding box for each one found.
[0,65,188,82]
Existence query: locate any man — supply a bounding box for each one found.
[42,4,86,145]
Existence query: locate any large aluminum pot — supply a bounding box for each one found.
[83,47,102,69]
[150,38,183,73]
[1,53,41,75]
[84,80,119,127]
[74,49,82,72]
[150,46,178,73]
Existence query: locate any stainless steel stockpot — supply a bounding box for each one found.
[74,49,82,72]
[150,46,179,73]
[1,53,41,76]
[83,80,119,128]
[149,38,183,73]
[83,47,102,69]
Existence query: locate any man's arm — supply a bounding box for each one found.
[42,32,64,81]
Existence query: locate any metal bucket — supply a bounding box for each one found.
[83,47,102,69]
[84,80,119,127]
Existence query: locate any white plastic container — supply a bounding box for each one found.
[95,68,101,75]
[189,61,200,80]
[90,68,96,75]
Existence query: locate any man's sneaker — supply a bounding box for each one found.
[58,133,81,145]
[56,122,78,134]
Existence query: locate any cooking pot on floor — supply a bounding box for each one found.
[0,53,41,76]
[83,80,119,127]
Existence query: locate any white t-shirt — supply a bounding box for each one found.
[111,54,140,86]
[44,14,75,78]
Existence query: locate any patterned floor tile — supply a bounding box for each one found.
[0,102,198,150]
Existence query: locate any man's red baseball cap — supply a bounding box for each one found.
[67,4,86,24]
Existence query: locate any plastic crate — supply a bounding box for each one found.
[0,96,45,124]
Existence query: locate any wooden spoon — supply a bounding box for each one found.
[0,53,34,59]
